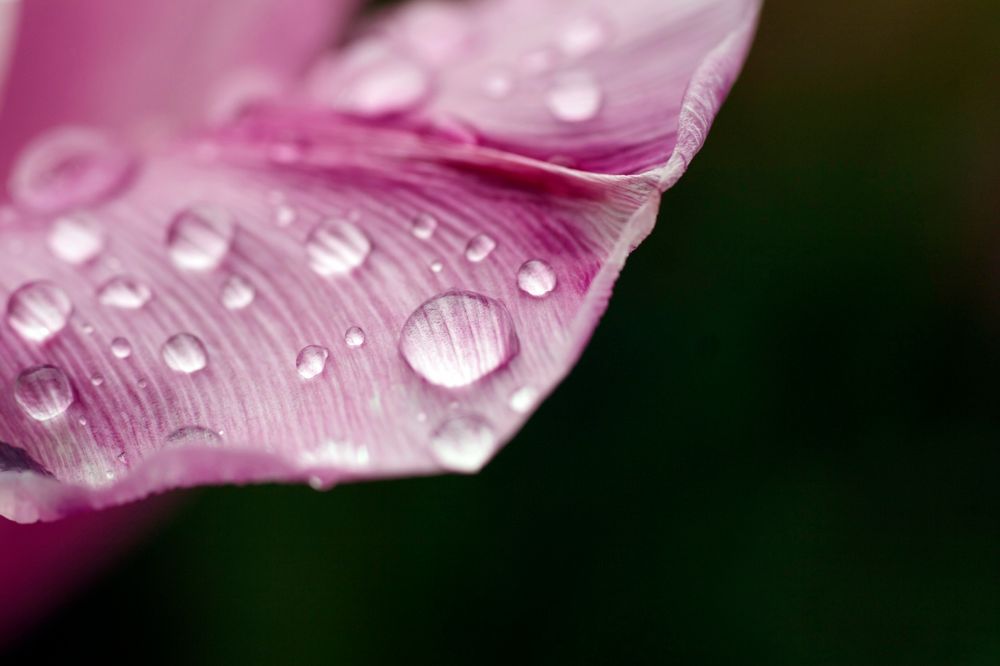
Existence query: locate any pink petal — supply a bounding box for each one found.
[0,114,661,522]
[0,0,357,179]
[306,0,760,177]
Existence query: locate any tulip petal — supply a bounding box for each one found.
[306,0,760,178]
[0,0,356,178]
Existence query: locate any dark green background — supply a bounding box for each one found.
[8,1,1000,663]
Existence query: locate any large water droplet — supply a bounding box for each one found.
[97,276,152,309]
[399,290,519,388]
[220,274,256,310]
[8,126,133,213]
[345,326,366,348]
[296,345,329,379]
[546,72,602,122]
[14,365,74,421]
[166,204,235,271]
[0,441,50,475]
[559,15,610,57]
[410,212,437,240]
[162,333,208,373]
[47,213,105,264]
[517,259,557,297]
[110,336,132,359]
[326,46,430,117]
[167,425,222,446]
[430,414,497,472]
[464,233,496,263]
[306,219,371,276]
[5,281,73,342]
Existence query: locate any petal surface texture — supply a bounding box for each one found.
[0,0,759,522]
[0,0,354,179]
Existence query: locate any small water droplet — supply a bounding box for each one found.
[430,414,497,473]
[48,213,105,264]
[509,386,540,413]
[137,378,148,389]
[14,365,74,421]
[166,204,235,271]
[78,320,95,335]
[327,47,430,117]
[482,71,514,98]
[90,373,105,387]
[296,345,329,379]
[546,72,602,122]
[8,126,133,213]
[416,411,428,423]
[110,336,132,359]
[521,48,556,74]
[78,417,88,426]
[517,259,557,297]
[559,15,610,57]
[306,219,371,276]
[269,137,308,164]
[429,260,444,273]
[399,290,519,388]
[161,333,208,373]
[220,274,256,310]
[410,212,437,240]
[97,276,152,309]
[344,326,366,348]
[167,425,221,445]
[464,233,496,263]
[5,281,73,342]
[275,204,296,227]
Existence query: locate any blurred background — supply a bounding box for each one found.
[6,0,1000,663]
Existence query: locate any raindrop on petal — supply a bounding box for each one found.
[14,365,74,421]
[410,212,438,240]
[161,333,208,374]
[166,204,235,271]
[296,345,329,379]
[167,425,222,445]
[8,126,133,213]
[220,274,256,310]
[48,213,105,264]
[110,336,132,359]
[546,72,602,122]
[5,281,73,342]
[430,414,497,472]
[464,233,496,263]
[399,290,519,388]
[344,326,366,348]
[559,15,610,57]
[509,386,540,413]
[517,259,557,297]
[97,276,152,309]
[306,219,371,276]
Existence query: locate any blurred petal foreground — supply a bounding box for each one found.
[0,0,759,524]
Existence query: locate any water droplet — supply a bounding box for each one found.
[464,233,496,262]
[167,425,222,445]
[517,259,557,297]
[326,46,430,117]
[97,276,152,309]
[275,204,296,227]
[78,321,95,335]
[110,336,132,359]
[296,345,329,379]
[137,378,148,389]
[521,48,556,74]
[166,204,235,271]
[430,414,497,472]
[14,365,74,421]
[399,290,519,388]
[306,219,371,276]
[90,373,105,387]
[482,71,514,98]
[410,212,437,240]
[78,417,88,426]
[161,333,208,373]
[559,15,610,57]
[546,72,602,122]
[48,213,105,264]
[345,326,366,348]
[0,442,50,475]
[8,126,133,213]
[220,274,255,310]
[5,281,73,342]
[430,260,444,273]
[509,386,540,413]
